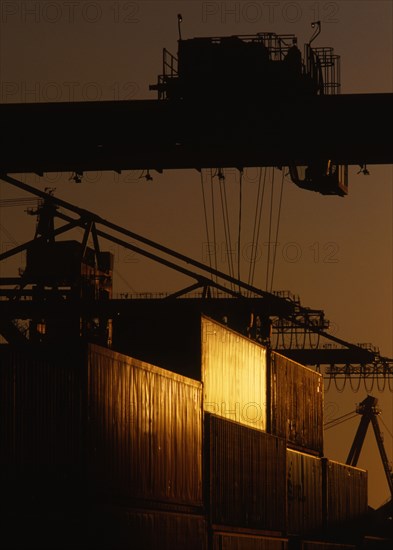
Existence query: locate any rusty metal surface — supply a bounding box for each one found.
[269,352,323,454]
[322,459,368,528]
[87,344,203,507]
[92,508,207,550]
[202,316,267,431]
[206,413,286,532]
[287,449,323,536]
[213,533,288,550]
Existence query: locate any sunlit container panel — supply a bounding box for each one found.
[202,317,267,431]
[88,344,203,507]
[206,414,286,532]
[270,352,323,454]
[322,459,368,528]
[212,532,288,550]
[286,449,323,536]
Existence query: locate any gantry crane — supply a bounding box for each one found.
[1,174,393,384]
[346,395,393,499]
[0,28,392,193]
[1,25,392,380]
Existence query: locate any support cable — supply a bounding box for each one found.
[324,410,357,428]
[324,413,358,430]
[379,416,393,440]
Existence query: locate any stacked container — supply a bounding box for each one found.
[0,343,207,549]
[286,449,324,536]
[0,313,371,549]
[205,413,286,533]
[322,459,368,529]
[269,351,323,455]
[200,316,367,543]
[201,316,268,431]
[201,316,320,541]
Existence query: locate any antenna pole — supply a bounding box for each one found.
[177,13,183,41]
[309,20,321,45]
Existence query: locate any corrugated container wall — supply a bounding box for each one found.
[91,508,207,550]
[0,345,86,514]
[202,316,267,431]
[302,542,356,550]
[88,344,203,508]
[270,352,323,455]
[212,533,288,550]
[286,449,323,536]
[323,459,368,529]
[206,414,286,533]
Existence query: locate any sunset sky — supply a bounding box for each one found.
[0,0,392,507]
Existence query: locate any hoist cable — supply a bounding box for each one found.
[247,167,263,292]
[200,170,212,274]
[237,170,243,291]
[269,168,285,293]
[218,173,235,288]
[210,169,218,285]
[265,168,275,291]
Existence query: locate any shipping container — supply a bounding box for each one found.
[269,352,323,455]
[0,344,87,513]
[113,305,262,381]
[0,343,203,511]
[206,413,286,532]
[88,344,203,507]
[361,537,393,550]
[212,532,288,550]
[1,513,86,550]
[0,344,88,549]
[287,449,323,536]
[115,311,323,447]
[302,542,356,550]
[91,507,207,550]
[322,459,368,529]
[202,316,267,431]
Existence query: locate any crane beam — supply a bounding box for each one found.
[278,348,376,366]
[0,93,392,174]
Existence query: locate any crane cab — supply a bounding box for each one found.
[150,31,347,197]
